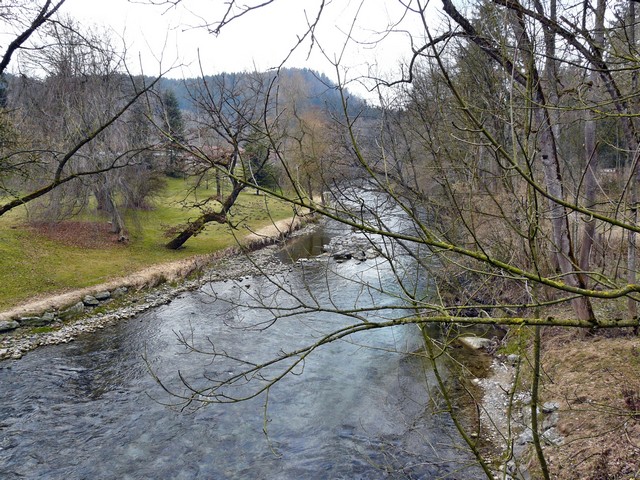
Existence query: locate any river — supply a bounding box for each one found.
[0,208,483,478]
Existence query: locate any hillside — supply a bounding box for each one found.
[158,67,370,114]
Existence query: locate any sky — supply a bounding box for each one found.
[60,0,437,100]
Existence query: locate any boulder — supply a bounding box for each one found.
[333,251,352,261]
[542,427,564,446]
[352,251,367,262]
[543,411,559,431]
[516,428,533,446]
[94,291,111,301]
[458,335,494,350]
[18,311,56,327]
[0,320,20,333]
[59,302,85,320]
[365,249,380,260]
[82,295,100,307]
[18,316,49,327]
[112,287,128,298]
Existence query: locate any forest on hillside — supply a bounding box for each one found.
[0,26,372,248]
[159,68,369,114]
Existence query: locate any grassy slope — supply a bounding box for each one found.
[0,178,293,309]
[535,325,640,479]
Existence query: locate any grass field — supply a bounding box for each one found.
[0,178,294,310]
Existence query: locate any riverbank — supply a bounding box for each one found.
[3,211,637,479]
[454,322,640,479]
[0,215,316,361]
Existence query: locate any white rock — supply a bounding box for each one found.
[458,336,494,350]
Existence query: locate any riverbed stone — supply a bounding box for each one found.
[18,316,49,327]
[59,302,85,320]
[542,401,559,413]
[543,411,559,431]
[333,251,352,261]
[82,295,100,307]
[0,320,20,332]
[516,428,533,446]
[507,354,520,366]
[112,287,128,298]
[542,427,564,446]
[95,291,111,301]
[352,251,367,262]
[518,393,532,406]
[365,248,379,260]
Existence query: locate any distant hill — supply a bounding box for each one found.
[3,67,371,119]
[158,68,369,116]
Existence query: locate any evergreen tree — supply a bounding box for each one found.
[162,88,185,178]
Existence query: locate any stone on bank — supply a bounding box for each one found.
[458,335,494,350]
[0,320,20,333]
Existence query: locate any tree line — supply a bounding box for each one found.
[0,4,364,248]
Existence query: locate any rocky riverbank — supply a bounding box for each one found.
[0,219,317,361]
[1,216,585,479]
[470,353,562,479]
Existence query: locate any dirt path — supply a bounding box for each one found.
[0,215,307,322]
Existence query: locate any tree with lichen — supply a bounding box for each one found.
[164,72,273,250]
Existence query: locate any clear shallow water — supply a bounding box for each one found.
[0,219,482,479]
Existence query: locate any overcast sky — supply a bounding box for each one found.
[61,0,435,100]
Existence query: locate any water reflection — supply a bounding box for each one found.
[277,227,331,262]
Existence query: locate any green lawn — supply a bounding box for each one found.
[0,178,294,309]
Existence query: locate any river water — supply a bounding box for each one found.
[0,210,482,478]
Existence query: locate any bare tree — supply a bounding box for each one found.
[127,0,640,477]
[1,14,165,235]
[163,71,276,249]
[0,0,66,76]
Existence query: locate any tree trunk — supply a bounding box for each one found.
[517,9,597,324]
[542,0,560,274]
[628,0,639,322]
[538,146,596,323]
[306,176,313,202]
[165,218,209,250]
[216,170,222,199]
[579,0,604,276]
[102,189,126,241]
[579,117,598,273]
[166,182,245,249]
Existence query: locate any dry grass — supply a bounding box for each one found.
[535,329,640,479]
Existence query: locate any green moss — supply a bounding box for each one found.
[29,326,56,334]
[496,326,532,356]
